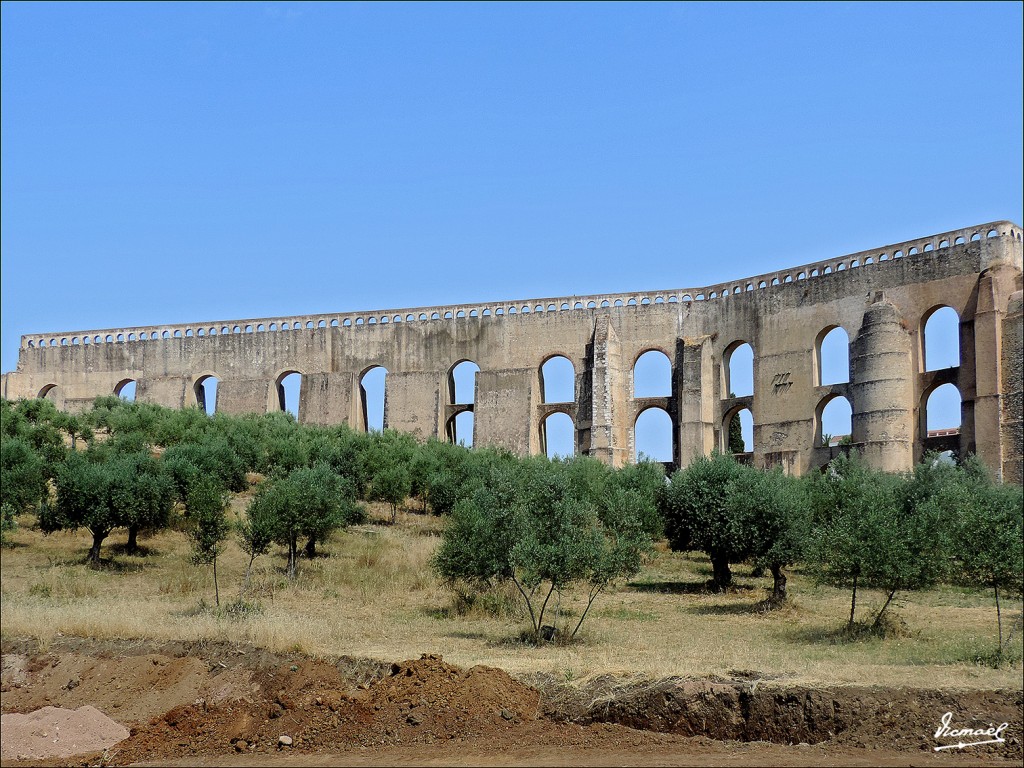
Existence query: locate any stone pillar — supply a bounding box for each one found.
[300,372,355,427]
[135,377,189,410]
[850,301,914,472]
[1000,290,1023,484]
[216,379,274,416]
[677,336,716,468]
[384,371,444,440]
[971,264,1019,478]
[586,316,629,467]
[474,368,536,457]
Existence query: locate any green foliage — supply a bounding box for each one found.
[1,436,49,539]
[659,452,750,590]
[245,464,359,579]
[806,452,951,629]
[728,412,745,453]
[726,465,809,603]
[433,457,656,639]
[42,446,174,565]
[185,478,231,605]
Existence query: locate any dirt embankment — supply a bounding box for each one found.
[1,638,1021,766]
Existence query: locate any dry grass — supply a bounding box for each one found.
[1,504,1021,690]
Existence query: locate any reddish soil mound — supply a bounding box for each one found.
[1,639,1021,766]
[111,653,545,763]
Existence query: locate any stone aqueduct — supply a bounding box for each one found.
[3,221,1022,483]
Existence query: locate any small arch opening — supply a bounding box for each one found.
[724,342,754,398]
[633,350,672,398]
[926,383,962,433]
[449,360,480,405]
[816,326,850,386]
[541,412,575,459]
[923,306,960,371]
[360,366,388,432]
[724,407,753,454]
[195,375,219,415]
[115,379,137,402]
[448,411,475,447]
[634,407,673,463]
[541,356,575,403]
[817,395,852,447]
[277,371,303,419]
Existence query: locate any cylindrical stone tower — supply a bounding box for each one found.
[850,300,915,473]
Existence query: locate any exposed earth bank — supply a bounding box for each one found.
[1,638,1020,766]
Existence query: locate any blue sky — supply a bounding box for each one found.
[2,2,1021,456]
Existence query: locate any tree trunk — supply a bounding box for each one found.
[710,554,732,592]
[770,562,787,603]
[872,587,898,628]
[88,530,108,567]
[126,526,139,554]
[287,537,297,580]
[995,584,1003,656]
[304,537,316,558]
[848,574,858,629]
[213,555,220,608]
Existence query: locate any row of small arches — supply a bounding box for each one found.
[27,228,1010,350]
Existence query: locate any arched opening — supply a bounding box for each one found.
[38,384,60,402]
[360,366,388,432]
[634,407,673,462]
[724,342,754,398]
[926,383,962,433]
[723,407,753,454]
[541,412,574,459]
[816,326,849,386]
[633,350,672,398]
[195,375,219,415]
[449,360,480,405]
[277,371,302,419]
[540,356,575,403]
[115,379,137,402]
[448,410,475,447]
[922,306,960,371]
[816,395,852,446]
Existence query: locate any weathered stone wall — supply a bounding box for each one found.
[4,221,1022,480]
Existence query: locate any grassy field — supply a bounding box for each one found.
[1,497,1021,690]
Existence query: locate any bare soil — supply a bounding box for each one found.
[1,638,1020,767]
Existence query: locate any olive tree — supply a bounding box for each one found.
[806,452,950,630]
[432,458,655,640]
[245,464,358,579]
[185,478,232,606]
[658,452,750,591]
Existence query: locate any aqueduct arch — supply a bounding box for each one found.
[3,221,1022,482]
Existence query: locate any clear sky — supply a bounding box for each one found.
[2,2,1021,455]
